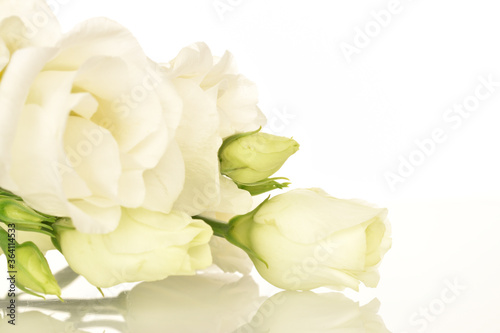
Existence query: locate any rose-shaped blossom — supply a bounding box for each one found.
[226,188,392,291]
[0,15,184,233]
[58,207,213,288]
[166,42,265,216]
[127,273,262,333]
[235,291,390,333]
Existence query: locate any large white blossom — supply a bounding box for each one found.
[0,9,184,233]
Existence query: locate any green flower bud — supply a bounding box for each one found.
[219,131,299,184]
[15,241,61,297]
[0,198,48,225]
[0,226,61,298]
[0,196,58,238]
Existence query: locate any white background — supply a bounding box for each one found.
[11,0,500,332]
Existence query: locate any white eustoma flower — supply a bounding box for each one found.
[167,42,266,138]
[59,207,213,288]
[227,188,392,291]
[235,291,390,333]
[0,13,184,233]
[166,42,265,217]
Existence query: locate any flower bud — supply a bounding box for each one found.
[14,242,61,297]
[219,131,299,184]
[226,188,391,291]
[0,197,49,226]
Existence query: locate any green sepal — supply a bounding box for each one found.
[226,197,270,268]
[236,177,291,195]
[17,284,46,299]
[51,236,63,253]
[53,217,76,232]
[0,188,22,200]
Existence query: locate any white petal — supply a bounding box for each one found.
[10,70,78,216]
[0,46,58,192]
[0,39,9,72]
[72,55,130,100]
[45,18,147,71]
[143,141,185,213]
[254,188,388,244]
[63,116,121,200]
[68,199,121,234]
[0,0,61,46]
[173,78,221,215]
[118,169,145,208]
[213,176,252,215]
[209,237,253,275]
[201,50,238,88]
[168,42,213,82]
[67,92,99,120]
[216,75,266,137]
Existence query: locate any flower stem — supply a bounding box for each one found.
[192,215,230,238]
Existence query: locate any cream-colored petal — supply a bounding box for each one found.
[212,175,252,215]
[0,47,58,192]
[254,188,388,244]
[0,39,9,72]
[209,237,253,275]
[216,74,265,137]
[45,18,147,71]
[0,0,61,47]
[143,141,185,213]
[201,50,238,88]
[118,169,145,207]
[172,78,221,215]
[167,42,213,82]
[67,199,121,234]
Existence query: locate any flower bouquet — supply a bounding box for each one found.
[0,0,391,301]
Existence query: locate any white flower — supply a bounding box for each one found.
[166,42,265,216]
[0,15,184,233]
[236,291,390,333]
[167,42,266,139]
[227,188,392,290]
[58,207,213,288]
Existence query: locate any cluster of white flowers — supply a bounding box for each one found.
[0,0,391,293]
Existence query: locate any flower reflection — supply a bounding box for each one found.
[0,311,85,333]
[235,291,390,333]
[0,270,390,333]
[126,273,263,332]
